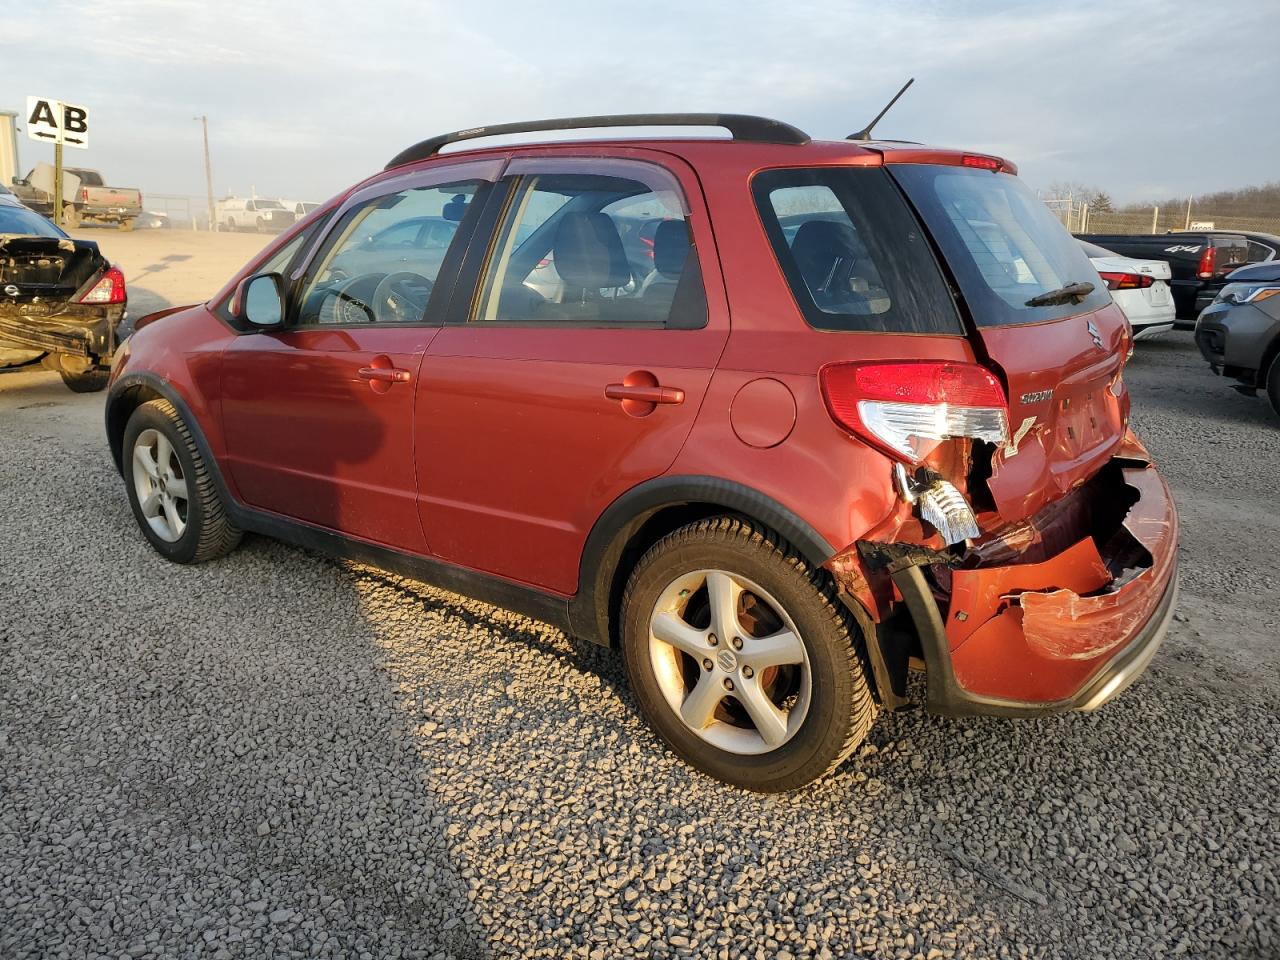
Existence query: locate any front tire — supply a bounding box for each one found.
[122,398,242,564]
[621,517,877,792]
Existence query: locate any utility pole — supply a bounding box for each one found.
[53,138,64,227]
[1184,195,1194,231]
[196,116,214,231]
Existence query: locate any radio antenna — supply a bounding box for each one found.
[848,78,915,141]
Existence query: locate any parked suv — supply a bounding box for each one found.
[1195,260,1280,416]
[106,115,1179,792]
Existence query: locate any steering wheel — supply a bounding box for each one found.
[371,272,433,323]
[328,275,377,324]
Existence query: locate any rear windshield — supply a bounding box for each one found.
[752,167,961,334]
[0,206,65,239]
[1079,240,1116,258]
[1214,237,1250,268]
[892,164,1111,327]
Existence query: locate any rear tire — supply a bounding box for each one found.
[122,398,242,564]
[59,368,110,393]
[118,218,135,232]
[62,204,80,229]
[620,517,877,792]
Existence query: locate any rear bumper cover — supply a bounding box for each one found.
[0,305,123,362]
[849,441,1179,717]
[894,559,1177,717]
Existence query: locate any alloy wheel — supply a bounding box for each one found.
[648,569,811,755]
[132,428,189,543]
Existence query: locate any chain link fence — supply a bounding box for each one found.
[1083,208,1280,236]
[1041,195,1280,237]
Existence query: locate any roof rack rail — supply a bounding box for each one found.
[385,113,810,169]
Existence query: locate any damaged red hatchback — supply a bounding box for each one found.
[105,115,1178,792]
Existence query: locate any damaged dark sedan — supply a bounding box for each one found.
[0,197,127,392]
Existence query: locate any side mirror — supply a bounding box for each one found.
[235,273,285,328]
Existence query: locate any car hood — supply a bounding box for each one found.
[1226,260,1280,283]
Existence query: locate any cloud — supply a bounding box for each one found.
[2,0,1276,203]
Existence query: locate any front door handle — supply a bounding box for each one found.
[358,367,411,383]
[604,383,684,405]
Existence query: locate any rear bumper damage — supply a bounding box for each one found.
[829,433,1179,716]
[0,304,123,364]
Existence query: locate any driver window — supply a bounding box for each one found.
[295,180,479,325]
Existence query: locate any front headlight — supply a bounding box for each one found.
[1218,282,1280,305]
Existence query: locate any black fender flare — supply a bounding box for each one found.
[105,373,236,510]
[568,475,835,646]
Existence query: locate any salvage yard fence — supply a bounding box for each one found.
[1041,196,1280,238]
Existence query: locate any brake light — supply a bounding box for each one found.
[1197,246,1217,279]
[821,361,1009,464]
[80,187,89,202]
[961,154,1002,171]
[1098,271,1155,290]
[79,266,127,305]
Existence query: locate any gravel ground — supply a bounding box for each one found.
[1,242,1277,960]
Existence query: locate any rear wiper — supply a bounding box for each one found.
[1025,281,1094,307]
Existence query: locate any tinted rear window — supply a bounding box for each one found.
[892,164,1111,327]
[752,168,961,334]
[1079,240,1116,258]
[1215,237,1250,267]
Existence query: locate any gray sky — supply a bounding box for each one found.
[3,0,1277,205]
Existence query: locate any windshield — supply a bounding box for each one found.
[892,164,1111,326]
[0,206,65,239]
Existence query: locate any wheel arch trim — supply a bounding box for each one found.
[106,373,233,503]
[568,475,835,646]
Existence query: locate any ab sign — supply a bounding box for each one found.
[26,96,90,150]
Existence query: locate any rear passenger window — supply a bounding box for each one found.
[753,168,961,334]
[473,167,706,328]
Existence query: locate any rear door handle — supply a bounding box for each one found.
[604,384,684,404]
[358,366,411,383]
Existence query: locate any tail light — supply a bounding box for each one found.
[1197,246,1217,279]
[80,187,89,201]
[79,266,127,305]
[1098,271,1155,290]
[821,360,1009,464]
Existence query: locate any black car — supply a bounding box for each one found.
[0,199,127,392]
[1194,260,1280,416]
[1076,232,1251,322]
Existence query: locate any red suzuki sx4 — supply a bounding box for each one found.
[106,115,1178,791]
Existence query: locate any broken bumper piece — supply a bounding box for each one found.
[881,446,1178,716]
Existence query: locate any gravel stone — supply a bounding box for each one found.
[2,320,1278,959]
